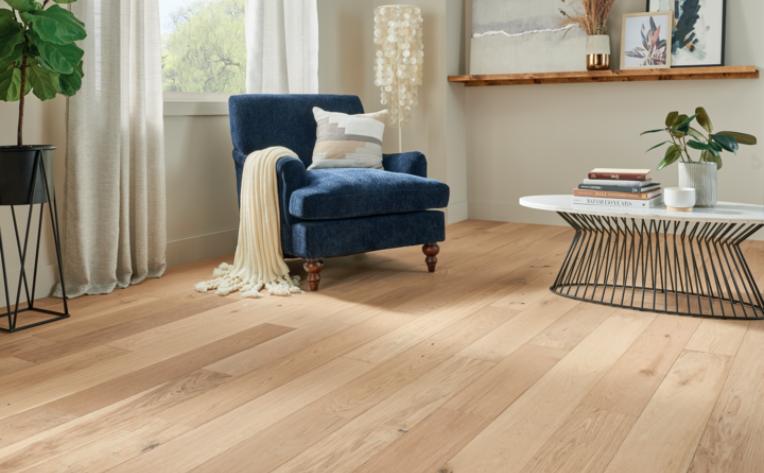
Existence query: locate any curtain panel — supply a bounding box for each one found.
[62,0,166,297]
[245,0,319,93]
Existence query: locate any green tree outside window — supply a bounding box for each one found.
[162,0,245,94]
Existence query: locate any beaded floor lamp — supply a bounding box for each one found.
[373,4,424,152]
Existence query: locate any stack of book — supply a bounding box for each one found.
[573,168,662,208]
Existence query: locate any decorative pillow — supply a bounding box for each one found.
[309,107,388,170]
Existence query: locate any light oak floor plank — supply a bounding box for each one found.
[519,315,702,473]
[0,221,759,473]
[602,350,730,473]
[188,302,511,473]
[447,312,654,473]
[687,325,764,473]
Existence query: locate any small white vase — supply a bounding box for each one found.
[664,187,696,212]
[678,162,718,207]
[586,35,611,70]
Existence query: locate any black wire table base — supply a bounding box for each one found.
[0,151,69,333]
[553,212,764,320]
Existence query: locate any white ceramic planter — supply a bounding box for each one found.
[586,35,611,55]
[678,162,718,207]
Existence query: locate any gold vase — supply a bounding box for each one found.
[587,53,611,71]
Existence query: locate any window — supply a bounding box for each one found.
[160,0,246,96]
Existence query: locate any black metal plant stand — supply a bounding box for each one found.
[0,150,69,332]
[553,212,764,320]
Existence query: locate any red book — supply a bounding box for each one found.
[587,168,651,181]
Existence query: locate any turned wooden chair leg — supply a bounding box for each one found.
[422,243,440,273]
[303,259,323,291]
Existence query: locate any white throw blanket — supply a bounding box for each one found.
[195,147,302,298]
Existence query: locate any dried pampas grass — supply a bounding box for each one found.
[560,0,617,35]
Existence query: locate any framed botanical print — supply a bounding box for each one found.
[621,12,673,69]
[647,0,726,67]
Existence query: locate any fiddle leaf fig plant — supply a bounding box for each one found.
[642,107,757,170]
[0,0,85,146]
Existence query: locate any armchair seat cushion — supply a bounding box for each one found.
[289,168,450,220]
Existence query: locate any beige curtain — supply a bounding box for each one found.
[62,0,166,297]
[245,0,319,93]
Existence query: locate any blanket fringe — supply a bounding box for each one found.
[195,263,302,298]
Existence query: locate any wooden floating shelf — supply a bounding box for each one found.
[448,66,759,86]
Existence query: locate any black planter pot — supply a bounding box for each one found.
[0,145,55,206]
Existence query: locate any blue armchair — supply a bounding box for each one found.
[228,94,449,290]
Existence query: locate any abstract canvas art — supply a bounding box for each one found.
[621,12,673,69]
[647,0,726,66]
[469,0,587,74]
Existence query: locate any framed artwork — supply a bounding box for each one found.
[647,0,726,67]
[620,12,673,69]
[469,0,588,74]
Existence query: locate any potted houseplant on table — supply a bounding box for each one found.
[0,0,85,205]
[561,0,616,71]
[642,107,758,207]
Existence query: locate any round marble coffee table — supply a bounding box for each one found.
[520,195,764,319]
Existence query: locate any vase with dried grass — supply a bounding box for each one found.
[561,0,617,71]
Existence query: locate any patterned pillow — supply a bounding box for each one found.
[309,107,388,170]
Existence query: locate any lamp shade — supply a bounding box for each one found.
[373,5,424,126]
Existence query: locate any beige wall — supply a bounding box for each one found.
[466,0,764,240]
[163,114,239,266]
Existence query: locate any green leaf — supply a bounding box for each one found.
[717,131,758,146]
[0,32,24,64]
[52,0,78,3]
[687,140,713,151]
[695,107,713,133]
[646,141,670,153]
[0,66,22,101]
[4,0,39,12]
[665,111,679,127]
[672,114,697,135]
[58,59,81,95]
[27,64,59,100]
[701,150,722,170]
[658,144,682,170]
[21,5,86,46]
[641,128,666,136]
[711,133,739,153]
[33,36,83,74]
[0,9,25,63]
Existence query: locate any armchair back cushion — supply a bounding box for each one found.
[229,94,364,168]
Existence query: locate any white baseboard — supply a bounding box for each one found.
[166,229,238,267]
[468,200,564,226]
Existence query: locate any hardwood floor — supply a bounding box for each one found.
[1,220,763,473]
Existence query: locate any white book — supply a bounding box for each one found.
[582,178,656,188]
[572,196,664,208]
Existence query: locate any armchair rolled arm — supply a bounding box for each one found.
[234,150,306,193]
[383,151,427,178]
[275,155,307,231]
[275,155,307,192]
[234,149,306,212]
